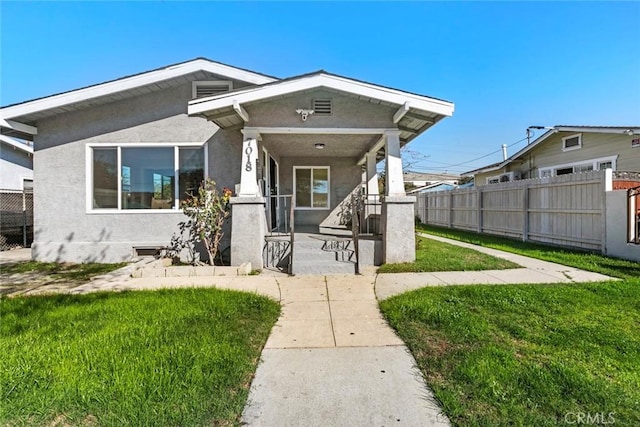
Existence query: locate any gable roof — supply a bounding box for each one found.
[188,70,454,143]
[0,58,278,127]
[463,125,640,175]
[189,70,453,116]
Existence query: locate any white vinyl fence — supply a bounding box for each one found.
[415,170,610,251]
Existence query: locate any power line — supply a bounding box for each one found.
[409,135,530,172]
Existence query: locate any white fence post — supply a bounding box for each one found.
[522,183,529,242]
[476,186,482,233]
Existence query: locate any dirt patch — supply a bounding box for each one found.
[0,270,88,296]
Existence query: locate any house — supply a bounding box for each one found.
[407,182,458,194]
[0,135,33,191]
[0,58,454,270]
[0,135,34,250]
[465,126,640,185]
[403,171,459,190]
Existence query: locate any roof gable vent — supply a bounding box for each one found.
[192,81,233,99]
[313,99,332,115]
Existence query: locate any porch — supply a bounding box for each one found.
[187,71,455,273]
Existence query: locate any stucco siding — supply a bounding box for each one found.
[246,89,396,129]
[0,145,32,190]
[31,82,240,263]
[278,156,361,228]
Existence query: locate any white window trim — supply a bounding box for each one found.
[85,142,207,214]
[191,80,233,99]
[486,175,500,184]
[538,155,617,178]
[21,177,34,190]
[561,133,582,152]
[293,166,330,210]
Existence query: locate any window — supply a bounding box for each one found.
[562,134,582,151]
[22,178,34,191]
[294,167,329,209]
[538,155,617,178]
[90,145,205,211]
[598,161,613,170]
[192,81,232,99]
[556,167,574,176]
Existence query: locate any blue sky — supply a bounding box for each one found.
[2,1,639,174]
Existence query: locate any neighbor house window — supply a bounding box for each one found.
[294,167,329,209]
[562,134,582,151]
[538,155,617,178]
[597,160,613,170]
[90,145,205,211]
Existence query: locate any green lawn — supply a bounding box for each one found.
[378,235,519,273]
[380,280,640,426]
[380,224,640,426]
[416,223,640,279]
[0,288,280,426]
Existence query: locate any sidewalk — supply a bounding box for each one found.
[241,274,449,426]
[375,233,615,299]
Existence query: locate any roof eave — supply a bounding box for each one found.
[188,73,454,118]
[0,58,278,121]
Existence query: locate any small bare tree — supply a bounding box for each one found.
[170,179,232,265]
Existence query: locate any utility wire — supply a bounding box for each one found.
[408,135,530,173]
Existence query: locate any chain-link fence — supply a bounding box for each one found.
[0,189,34,251]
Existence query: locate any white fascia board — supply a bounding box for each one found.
[1,59,277,120]
[0,135,34,154]
[0,118,38,135]
[244,126,395,135]
[189,74,454,117]
[555,126,640,134]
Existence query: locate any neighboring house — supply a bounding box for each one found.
[0,135,33,190]
[407,182,457,194]
[465,126,640,185]
[0,58,454,268]
[0,135,34,249]
[403,171,459,188]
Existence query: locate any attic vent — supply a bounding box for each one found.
[192,81,233,99]
[313,99,332,115]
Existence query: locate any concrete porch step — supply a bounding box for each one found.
[291,235,357,275]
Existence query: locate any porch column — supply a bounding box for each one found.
[381,130,416,263]
[365,151,379,196]
[384,130,405,196]
[238,129,261,197]
[230,129,266,269]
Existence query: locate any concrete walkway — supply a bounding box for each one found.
[241,274,449,426]
[375,233,615,300]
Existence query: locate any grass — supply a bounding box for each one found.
[378,235,519,273]
[0,288,280,426]
[380,280,640,426]
[379,223,640,425]
[416,223,640,279]
[1,261,128,282]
